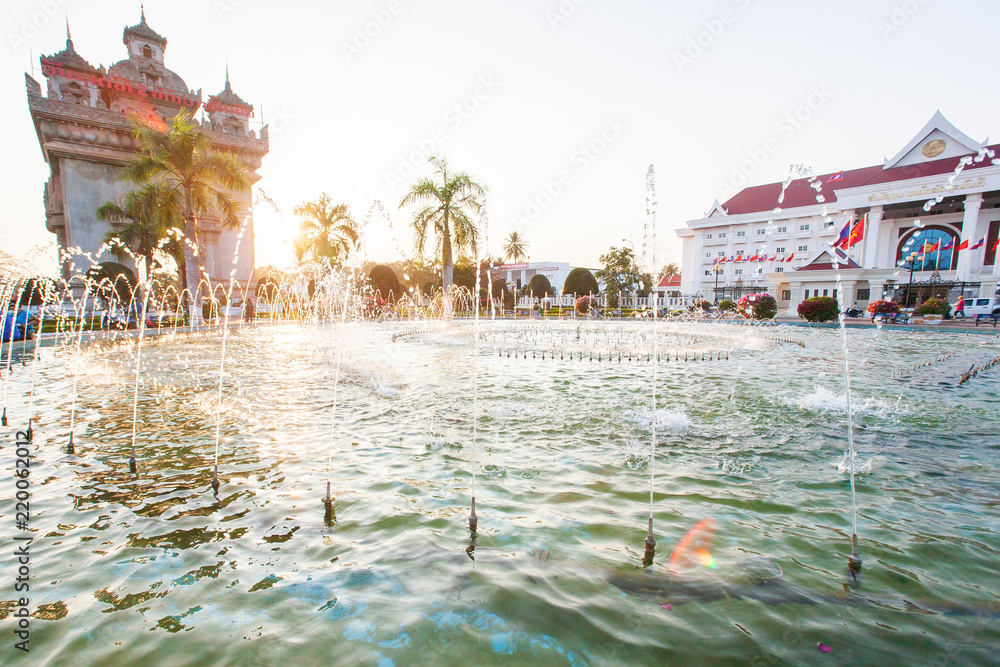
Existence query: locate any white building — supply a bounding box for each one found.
[677,112,1000,315]
[496,262,577,294]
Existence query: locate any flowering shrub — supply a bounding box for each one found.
[575,295,600,315]
[866,299,899,315]
[718,299,735,312]
[797,296,839,322]
[915,297,950,316]
[737,293,778,320]
[693,299,711,310]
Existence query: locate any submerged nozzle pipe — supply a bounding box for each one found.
[26,419,33,442]
[848,533,862,575]
[469,496,478,535]
[67,432,75,455]
[211,463,220,494]
[128,445,137,475]
[323,480,334,509]
[643,518,656,567]
[1,407,6,426]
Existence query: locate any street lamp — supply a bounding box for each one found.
[621,239,636,312]
[713,265,724,304]
[904,252,920,306]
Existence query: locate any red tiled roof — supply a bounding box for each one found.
[657,274,681,288]
[720,144,999,216]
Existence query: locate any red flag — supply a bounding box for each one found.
[955,239,969,252]
[845,214,866,249]
[768,254,777,261]
[922,241,940,253]
[785,252,795,262]
[749,253,760,261]
[992,237,1000,252]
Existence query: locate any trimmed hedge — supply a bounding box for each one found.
[797,296,839,322]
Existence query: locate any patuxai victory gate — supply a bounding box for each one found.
[25,9,268,288]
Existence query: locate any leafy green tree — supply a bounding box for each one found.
[400,156,487,290]
[293,194,359,266]
[595,246,636,308]
[120,109,250,315]
[657,263,680,282]
[368,265,401,301]
[97,183,182,283]
[562,267,598,297]
[503,232,528,263]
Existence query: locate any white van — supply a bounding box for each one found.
[952,296,1000,318]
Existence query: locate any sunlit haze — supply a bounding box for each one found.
[4,0,999,274]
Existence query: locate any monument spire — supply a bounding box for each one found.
[66,13,71,40]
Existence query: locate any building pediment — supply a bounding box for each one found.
[795,247,861,271]
[884,111,984,169]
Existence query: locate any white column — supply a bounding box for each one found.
[862,206,884,269]
[958,193,984,282]
[784,280,802,316]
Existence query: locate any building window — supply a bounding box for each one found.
[734,269,743,275]
[756,228,767,235]
[717,251,726,257]
[705,252,712,258]
[757,268,764,274]
[719,232,727,238]
[782,289,791,300]
[705,233,712,239]
[823,289,828,296]
[776,226,787,233]
[143,45,153,59]
[776,267,784,273]
[775,247,785,253]
[704,270,712,276]
[737,230,746,237]
[798,245,808,252]
[804,289,810,298]
[833,289,838,299]
[857,288,871,300]
[799,224,810,231]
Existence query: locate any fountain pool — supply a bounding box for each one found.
[2,319,999,665]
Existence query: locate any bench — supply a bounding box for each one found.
[975,313,1000,328]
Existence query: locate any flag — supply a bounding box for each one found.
[955,239,969,251]
[749,253,760,262]
[768,254,777,261]
[785,252,795,262]
[712,256,719,264]
[940,240,954,251]
[828,170,845,183]
[970,238,984,250]
[845,214,866,249]
[833,219,851,249]
[922,241,939,253]
[992,237,1000,252]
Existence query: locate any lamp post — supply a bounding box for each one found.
[904,252,920,307]
[713,265,723,304]
[621,239,636,312]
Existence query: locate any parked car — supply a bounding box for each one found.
[951,296,1000,318]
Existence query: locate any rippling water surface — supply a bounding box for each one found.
[2,320,999,665]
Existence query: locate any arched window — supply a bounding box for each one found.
[896,226,958,271]
[143,45,153,59]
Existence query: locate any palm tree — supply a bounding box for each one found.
[119,109,250,316]
[503,232,528,263]
[292,194,359,266]
[400,156,487,290]
[97,183,183,284]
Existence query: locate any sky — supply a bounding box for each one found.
[3,0,1000,276]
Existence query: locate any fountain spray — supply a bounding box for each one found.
[2,279,29,428]
[128,273,152,477]
[835,267,862,576]
[67,280,91,454]
[469,207,487,536]
[643,165,658,565]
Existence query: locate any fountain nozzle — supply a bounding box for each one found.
[323,481,334,509]
[26,419,33,442]
[68,432,75,455]
[643,517,656,566]
[211,463,220,494]
[469,496,478,535]
[848,533,862,574]
[1,407,6,426]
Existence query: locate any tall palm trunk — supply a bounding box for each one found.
[442,209,454,289]
[183,206,202,323]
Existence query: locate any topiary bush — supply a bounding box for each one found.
[718,299,734,312]
[527,273,553,297]
[866,299,898,315]
[737,293,778,320]
[915,296,950,316]
[797,296,840,322]
[490,278,514,309]
[693,299,711,310]
[368,265,401,302]
[563,268,599,297]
